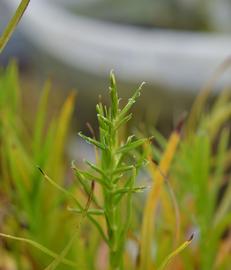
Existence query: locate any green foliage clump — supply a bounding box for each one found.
[1,62,231,270]
[0,62,78,269]
[148,89,231,270]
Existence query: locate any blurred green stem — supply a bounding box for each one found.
[0,0,30,53]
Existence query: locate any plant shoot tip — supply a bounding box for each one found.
[188,233,194,242]
[152,159,159,166]
[37,166,45,176]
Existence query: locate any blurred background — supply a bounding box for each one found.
[1,0,231,134]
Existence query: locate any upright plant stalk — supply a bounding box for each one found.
[76,72,146,270]
[0,0,30,53]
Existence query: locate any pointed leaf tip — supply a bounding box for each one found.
[37,166,45,176]
[188,233,194,242]
[140,81,146,88]
[110,70,116,86]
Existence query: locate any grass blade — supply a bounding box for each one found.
[0,0,30,53]
[0,233,78,268]
[158,234,194,270]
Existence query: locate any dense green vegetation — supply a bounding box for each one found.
[0,63,231,269]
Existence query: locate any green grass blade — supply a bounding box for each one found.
[158,234,194,270]
[33,80,51,158]
[0,233,78,268]
[0,0,30,53]
[44,230,80,270]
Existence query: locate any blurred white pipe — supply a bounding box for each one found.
[3,0,231,90]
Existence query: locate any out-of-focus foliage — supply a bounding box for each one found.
[0,62,231,270]
[140,87,231,270]
[0,62,84,269]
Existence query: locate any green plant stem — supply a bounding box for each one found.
[77,71,145,270]
[0,0,30,53]
[104,131,121,269]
